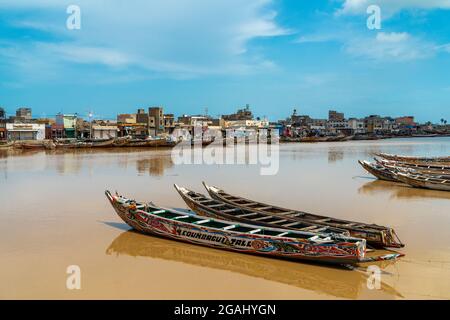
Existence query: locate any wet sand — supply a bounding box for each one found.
[0,137,449,299]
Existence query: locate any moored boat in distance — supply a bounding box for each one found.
[202,182,404,248]
[0,141,15,149]
[105,190,403,265]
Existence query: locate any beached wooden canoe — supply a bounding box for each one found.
[376,153,450,164]
[91,139,115,148]
[395,173,450,192]
[174,185,349,235]
[0,142,14,149]
[105,190,402,265]
[202,182,404,248]
[376,158,450,171]
[358,160,398,182]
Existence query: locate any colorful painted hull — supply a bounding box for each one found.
[105,191,368,265]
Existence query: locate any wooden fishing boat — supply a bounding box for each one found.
[376,153,450,163]
[379,161,450,176]
[202,182,404,248]
[358,160,398,182]
[105,190,402,265]
[395,173,450,192]
[91,139,115,148]
[123,139,164,147]
[0,142,14,149]
[174,185,349,235]
[16,142,47,150]
[376,158,450,171]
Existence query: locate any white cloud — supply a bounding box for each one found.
[0,0,289,80]
[345,32,435,61]
[337,0,450,17]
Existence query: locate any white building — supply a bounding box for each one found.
[6,123,45,140]
[347,118,366,134]
[225,119,269,129]
[91,125,118,140]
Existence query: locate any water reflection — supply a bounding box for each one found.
[328,149,344,163]
[136,157,173,176]
[359,180,450,200]
[106,229,403,299]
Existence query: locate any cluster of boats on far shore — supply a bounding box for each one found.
[359,153,450,192]
[106,182,405,267]
[0,136,180,150]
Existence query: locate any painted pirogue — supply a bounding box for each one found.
[358,160,398,182]
[376,153,450,164]
[174,185,350,235]
[106,190,403,265]
[360,156,450,192]
[181,183,404,249]
[395,172,450,191]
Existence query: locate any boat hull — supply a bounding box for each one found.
[396,174,450,192]
[358,160,398,182]
[203,182,404,248]
[105,191,366,265]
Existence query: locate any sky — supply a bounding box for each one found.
[0,0,449,123]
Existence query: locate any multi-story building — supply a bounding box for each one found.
[16,107,32,120]
[163,114,175,134]
[56,114,78,138]
[347,118,366,134]
[117,114,137,124]
[222,104,253,121]
[0,107,5,120]
[149,107,164,136]
[395,116,415,128]
[329,110,344,122]
[0,122,6,140]
[136,109,149,125]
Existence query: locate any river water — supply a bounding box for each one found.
[0,137,449,299]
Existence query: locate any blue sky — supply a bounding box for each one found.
[0,0,449,122]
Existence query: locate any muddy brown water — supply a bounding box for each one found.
[0,137,449,299]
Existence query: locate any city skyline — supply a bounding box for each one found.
[1,1,450,122]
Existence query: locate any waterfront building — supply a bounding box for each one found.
[117,114,137,124]
[347,118,366,134]
[46,124,64,139]
[222,104,253,121]
[395,116,416,128]
[6,123,45,140]
[329,110,344,122]
[92,124,118,139]
[56,114,78,138]
[0,122,6,140]
[117,123,148,139]
[163,114,175,134]
[16,107,32,120]
[149,107,164,136]
[136,109,149,125]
